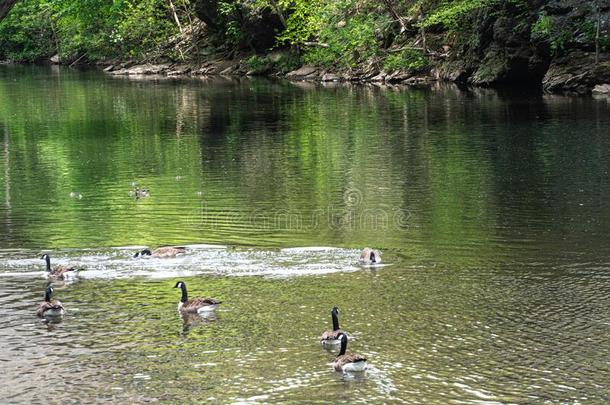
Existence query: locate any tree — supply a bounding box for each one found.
[0,0,18,21]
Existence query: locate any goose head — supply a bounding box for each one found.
[134,249,152,258]
[369,251,377,263]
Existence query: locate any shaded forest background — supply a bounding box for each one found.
[0,1,608,90]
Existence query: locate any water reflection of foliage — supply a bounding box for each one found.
[1,67,609,263]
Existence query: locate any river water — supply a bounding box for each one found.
[0,65,609,403]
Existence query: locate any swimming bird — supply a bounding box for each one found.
[128,186,150,199]
[332,332,367,373]
[134,187,150,199]
[174,281,221,313]
[41,254,78,280]
[320,306,347,346]
[359,248,381,264]
[36,286,65,317]
[134,246,186,258]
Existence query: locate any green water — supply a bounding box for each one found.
[0,65,609,403]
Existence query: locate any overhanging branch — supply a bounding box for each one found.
[0,0,18,21]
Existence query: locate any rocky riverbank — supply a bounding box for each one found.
[101,57,433,86]
[101,0,610,96]
[101,51,609,96]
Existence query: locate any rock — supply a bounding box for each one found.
[371,72,386,82]
[50,54,60,64]
[404,76,428,85]
[103,65,114,72]
[167,65,190,76]
[286,66,318,78]
[592,84,610,94]
[543,51,610,93]
[130,64,169,75]
[336,20,346,28]
[387,72,413,83]
[219,66,235,75]
[321,73,339,82]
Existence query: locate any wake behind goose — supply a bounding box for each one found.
[1,245,385,279]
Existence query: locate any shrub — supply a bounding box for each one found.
[383,49,429,72]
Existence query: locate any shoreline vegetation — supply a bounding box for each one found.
[0,0,608,94]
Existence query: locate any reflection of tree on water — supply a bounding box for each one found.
[2,125,11,244]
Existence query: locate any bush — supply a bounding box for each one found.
[303,13,388,68]
[383,49,429,72]
[245,52,301,74]
[0,0,180,62]
[0,1,55,61]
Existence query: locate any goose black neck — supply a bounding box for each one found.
[180,284,188,303]
[44,256,51,272]
[332,310,340,331]
[44,288,52,302]
[338,334,348,356]
[370,251,376,263]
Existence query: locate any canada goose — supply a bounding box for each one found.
[359,248,381,264]
[320,306,347,345]
[332,333,367,373]
[36,286,65,317]
[134,246,186,258]
[128,186,150,199]
[135,187,150,199]
[174,280,221,313]
[41,254,78,280]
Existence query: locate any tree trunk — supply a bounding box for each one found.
[595,0,600,65]
[0,0,18,21]
[382,0,407,34]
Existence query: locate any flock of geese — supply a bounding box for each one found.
[36,246,382,374]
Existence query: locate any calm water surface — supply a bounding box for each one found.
[0,65,609,403]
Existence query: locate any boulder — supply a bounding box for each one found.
[286,65,318,78]
[592,84,610,94]
[543,51,610,93]
[321,73,339,82]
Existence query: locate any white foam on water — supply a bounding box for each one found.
[0,245,387,279]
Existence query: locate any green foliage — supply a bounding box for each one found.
[383,49,429,72]
[531,12,553,40]
[304,13,388,68]
[245,55,272,73]
[275,0,324,46]
[0,0,182,62]
[421,0,495,31]
[0,0,55,61]
[218,1,245,48]
[113,0,177,59]
[531,12,571,56]
[245,52,301,74]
